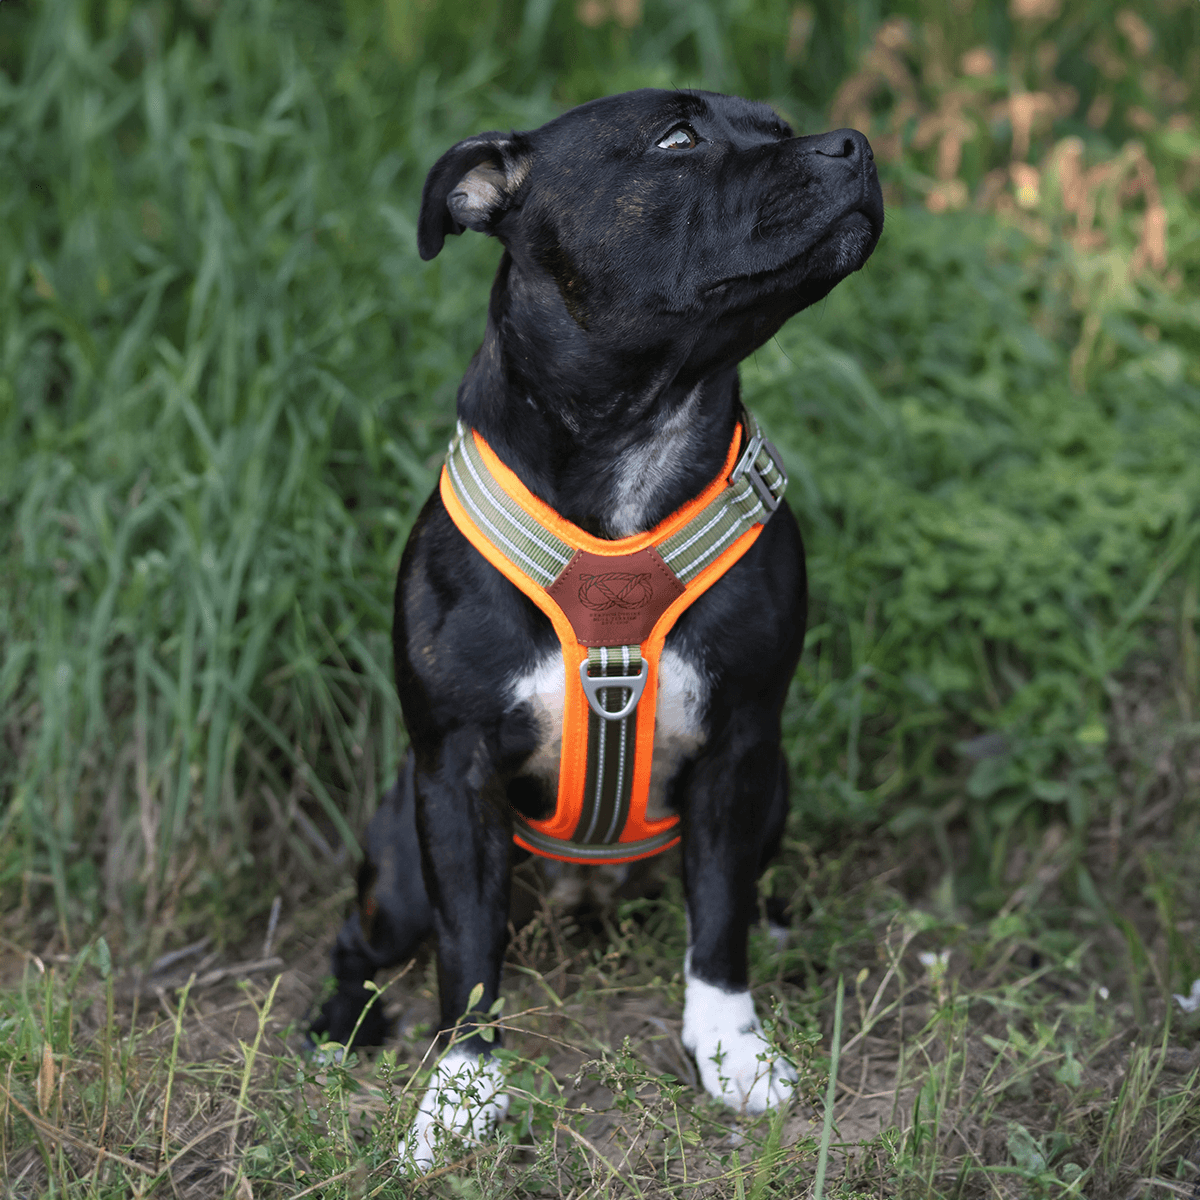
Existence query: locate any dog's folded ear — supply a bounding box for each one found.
[418,135,531,261]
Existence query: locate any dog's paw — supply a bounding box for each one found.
[305,1040,345,1068]
[400,1050,509,1171]
[307,989,391,1053]
[682,973,797,1114]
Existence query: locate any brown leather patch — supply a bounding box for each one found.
[547,546,685,647]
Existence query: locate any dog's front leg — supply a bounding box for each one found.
[402,734,512,1169]
[680,725,796,1114]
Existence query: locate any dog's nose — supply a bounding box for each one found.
[810,129,873,163]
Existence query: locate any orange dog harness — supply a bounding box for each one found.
[439,410,787,864]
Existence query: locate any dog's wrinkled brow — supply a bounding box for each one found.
[730,110,792,138]
[637,93,709,137]
[651,93,790,142]
[662,92,709,120]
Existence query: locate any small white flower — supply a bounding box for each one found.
[918,950,950,969]
[1098,986,1109,1001]
[1172,979,1200,1014]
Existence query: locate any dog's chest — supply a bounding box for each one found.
[508,646,708,820]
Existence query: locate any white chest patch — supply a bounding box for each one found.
[606,385,702,537]
[508,645,707,820]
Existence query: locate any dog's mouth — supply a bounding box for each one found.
[700,208,881,301]
[804,211,880,279]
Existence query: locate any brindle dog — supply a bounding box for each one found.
[311,88,883,1166]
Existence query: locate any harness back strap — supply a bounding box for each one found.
[439,410,787,865]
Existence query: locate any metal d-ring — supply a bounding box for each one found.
[579,657,648,721]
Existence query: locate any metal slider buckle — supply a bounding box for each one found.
[579,657,648,721]
[730,430,787,515]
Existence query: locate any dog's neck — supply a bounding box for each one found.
[456,327,742,539]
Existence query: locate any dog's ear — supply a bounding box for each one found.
[418,134,531,261]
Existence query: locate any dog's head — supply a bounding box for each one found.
[419,89,883,382]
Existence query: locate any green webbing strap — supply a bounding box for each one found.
[575,646,642,846]
[513,817,682,861]
[445,426,573,589]
[657,411,787,584]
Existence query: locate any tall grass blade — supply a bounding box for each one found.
[813,973,844,1200]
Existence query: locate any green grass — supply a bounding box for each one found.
[2,0,1200,1194]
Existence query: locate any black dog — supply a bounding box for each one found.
[312,88,882,1164]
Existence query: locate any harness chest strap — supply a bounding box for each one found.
[439,410,787,865]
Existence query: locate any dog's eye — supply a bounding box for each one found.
[656,125,699,150]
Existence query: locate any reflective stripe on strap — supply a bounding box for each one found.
[514,819,681,862]
[446,422,573,587]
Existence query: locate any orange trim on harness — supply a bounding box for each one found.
[439,422,768,865]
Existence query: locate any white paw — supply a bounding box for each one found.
[400,1050,509,1171]
[681,969,797,1114]
[307,1042,344,1068]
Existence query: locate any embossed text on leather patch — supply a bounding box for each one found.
[547,546,685,647]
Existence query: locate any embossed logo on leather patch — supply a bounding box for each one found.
[548,547,684,646]
[577,572,653,611]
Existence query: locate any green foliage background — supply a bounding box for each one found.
[1,0,1198,948]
